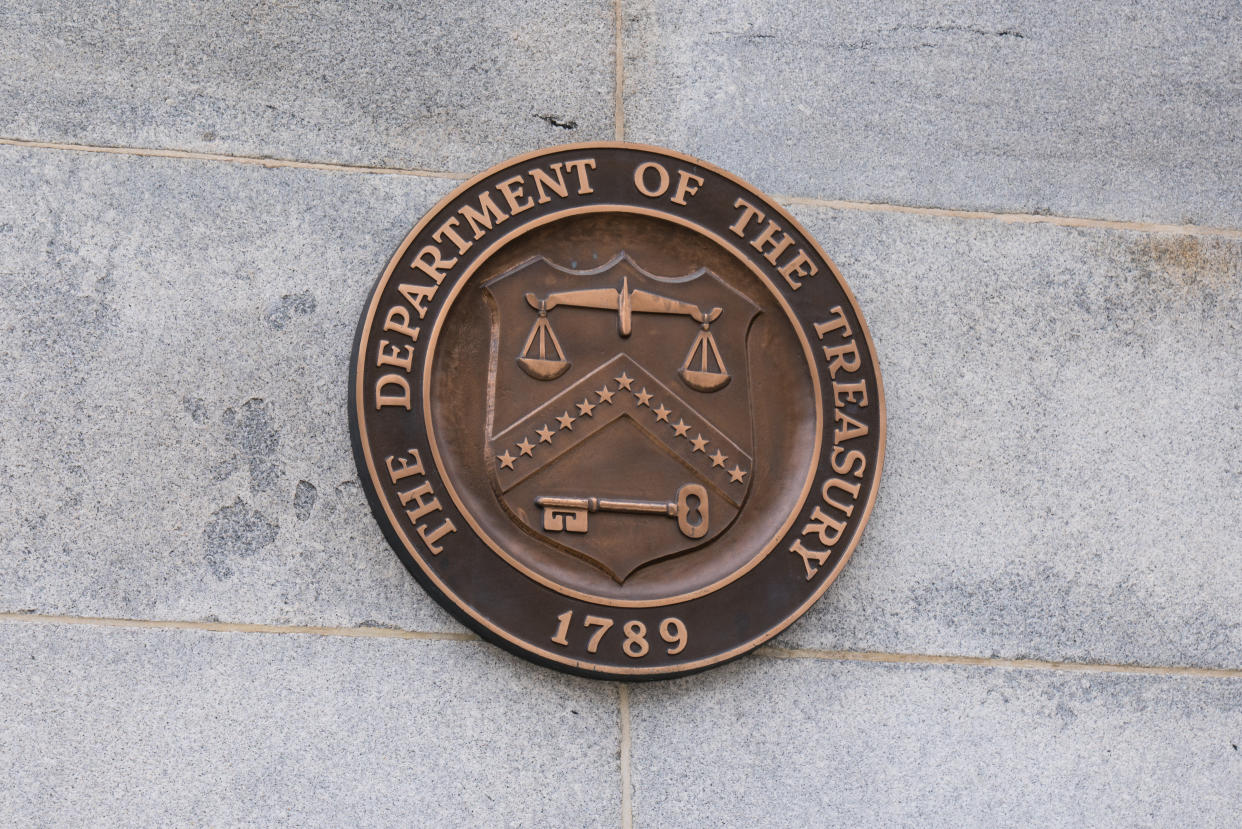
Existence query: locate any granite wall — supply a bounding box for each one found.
[1,1,1240,825]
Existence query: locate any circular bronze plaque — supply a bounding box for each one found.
[350,143,884,679]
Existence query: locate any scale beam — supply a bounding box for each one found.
[518,274,730,392]
[525,276,720,337]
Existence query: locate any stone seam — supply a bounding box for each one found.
[3,614,1240,680]
[618,682,633,829]
[3,136,1240,239]
[614,0,625,141]
[0,136,468,180]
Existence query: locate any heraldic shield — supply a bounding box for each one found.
[483,253,761,583]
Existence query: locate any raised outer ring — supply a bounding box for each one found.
[420,204,822,607]
[351,142,886,677]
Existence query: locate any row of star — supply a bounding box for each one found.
[619,371,748,485]
[495,378,621,470]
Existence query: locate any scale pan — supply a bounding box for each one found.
[518,356,571,381]
[679,367,730,392]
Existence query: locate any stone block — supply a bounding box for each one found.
[0,145,462,631]
[775,202,1242,669]
[630,655,1242,827]
[0,0,615,171]
[4,146,1239,672]
[0,619,619,826]
[624,0,1242,226]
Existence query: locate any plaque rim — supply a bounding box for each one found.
[349,141,887,678]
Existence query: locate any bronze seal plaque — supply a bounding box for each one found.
[350,143,884,679]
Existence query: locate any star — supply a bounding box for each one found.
[517,438,535,457]
[615,371,634,390]
[672,419,690,437]
[536,424,555,444]
[634,387,653,407]
[710,449,727,468]
[577,398,596,416]
[595,386,615,404]
[653,403,671,422]
[556,411,576,430]
[497,450,516,470]
[690,434,708,453]
[728,465,747,483]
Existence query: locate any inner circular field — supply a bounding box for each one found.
[425,210,820,605]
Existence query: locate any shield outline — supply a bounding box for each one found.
[481,252,761,581]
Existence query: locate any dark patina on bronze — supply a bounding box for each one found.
[350,144,884,679]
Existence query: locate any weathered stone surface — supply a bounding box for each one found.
[0,145,463,631]
[623,0,1242,227]
[3,147,1239,673]
[0,619,619,826]
[2,1,1240,824]
[630,655,1242,827]
[774,202,1242,669]
[0,0,614,172]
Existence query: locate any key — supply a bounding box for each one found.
[536,483,709,539]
